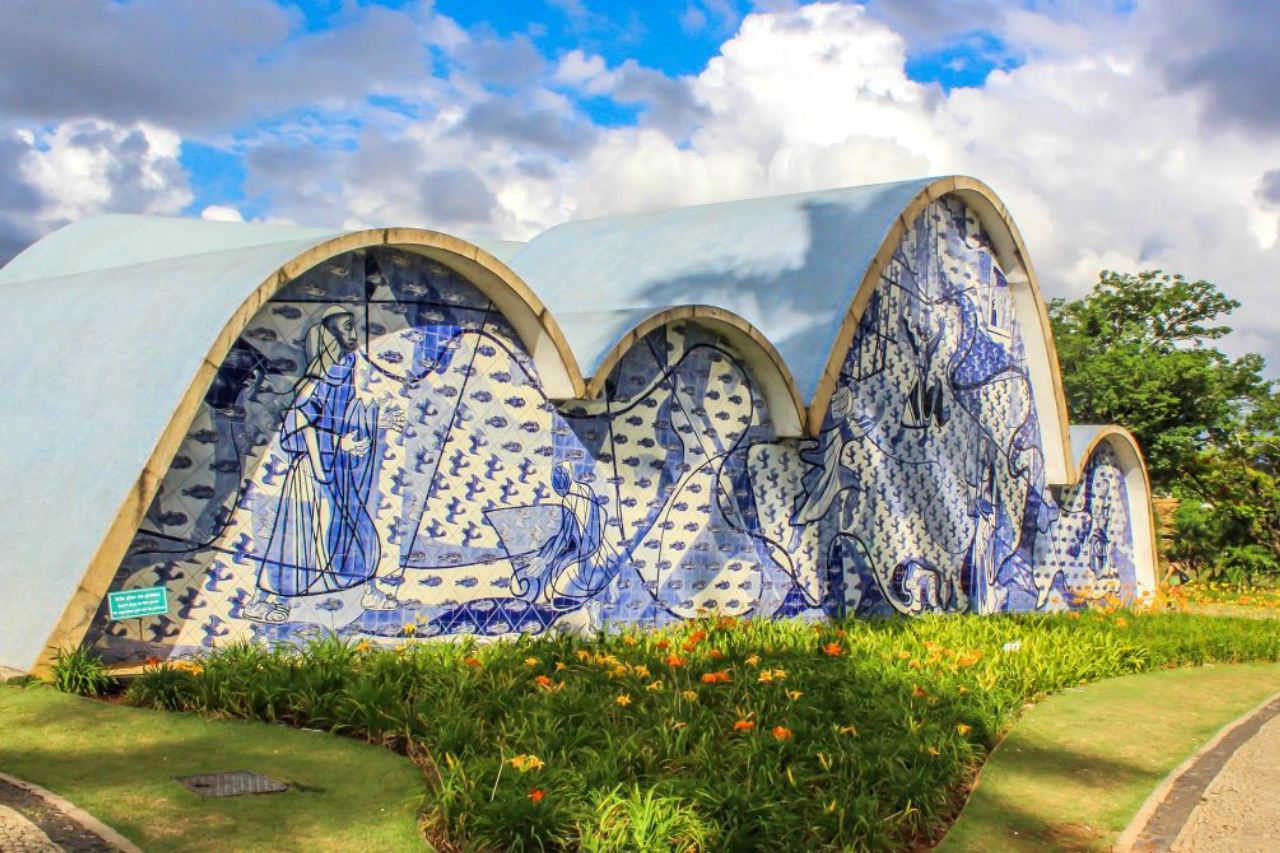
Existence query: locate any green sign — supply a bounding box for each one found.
[108,587,169,620]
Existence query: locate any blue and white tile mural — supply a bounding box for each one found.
[87,198,1142,661]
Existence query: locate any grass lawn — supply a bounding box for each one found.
[936,661,1280,853]
[0,683,427,852]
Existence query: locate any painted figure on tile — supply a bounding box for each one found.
[244,308,404,623]
[514,463,620,604]
[791,386,883,525]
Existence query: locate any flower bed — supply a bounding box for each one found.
[124,609,1280,852]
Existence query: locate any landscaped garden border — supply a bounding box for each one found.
[107,605,1280,852]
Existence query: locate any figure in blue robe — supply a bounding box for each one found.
[245,308,403,623]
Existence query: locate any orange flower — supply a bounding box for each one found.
[145,655,161,668]
[534,675,552,687]
[908,659,922,669]
[928,746,940,756]
[912,685,929,699]
[957,724,972,735]
[745,654,762,666]
[1115,617,1129,628]
[708,650,724,659]
[733,720,755,731]
[616,694,632,706]
[622,635,637,645]
[528,788,545,803]
[822,642,843,657]
[1068,612,1081,620]
[956,652,983,667]
[665,655,687,667]
[771,726,793,741]
[464,656,482,668]
[700,670,731,684]
[656,639,670,649]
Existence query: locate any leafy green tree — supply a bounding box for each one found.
[1048,270,1270,485]
[1048,270,1279,582]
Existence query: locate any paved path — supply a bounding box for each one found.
[1171,712,1280,852]
[0,776,140,853]
[1123,692,1280,853]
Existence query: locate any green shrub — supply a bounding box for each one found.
[125,611,1280,852]
[579,785,719,853]
[48,646,116,697]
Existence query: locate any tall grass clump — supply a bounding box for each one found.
[126,609,1279,852]
[48,646,117,697]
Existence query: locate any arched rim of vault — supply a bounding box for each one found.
[1068,424,1160,595]
[33,226,587,674]
[806,175,1077,487]
[582,304,808,438]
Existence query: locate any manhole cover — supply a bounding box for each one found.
[176,771,288,797]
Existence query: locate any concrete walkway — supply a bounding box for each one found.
[1120,692,1280,853]
[0,775,141,853]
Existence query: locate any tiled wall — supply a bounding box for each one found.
[87,197,1140,661]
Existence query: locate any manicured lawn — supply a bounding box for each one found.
[937,662,1280,853]
[0,684,427,852]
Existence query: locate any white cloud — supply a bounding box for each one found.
[11,119,191,232]
[200,204,245,222]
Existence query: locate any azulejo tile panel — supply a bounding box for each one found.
[87,197,1142,661]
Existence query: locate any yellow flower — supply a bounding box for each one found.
[1115,617,1129,628]
[928,746,940,756]
[758,670,775,684]
[576,650,591,661]
[509,754,545,772]
[909,659,922,669]
[839,725,857,736]
[898,650,912,660]
[771,668,787,680]
[957,724,972,735]
[555,661,566,671]
[616,694,632,706]
[647,680,663,692]
[746,654,762,666]
[402,624,417,636]
[786,690,803,701]
[525,657,539,667]
[682,690,699,701]
[632,664,650,679]
[622,635,637,645]
[355,641,371,653]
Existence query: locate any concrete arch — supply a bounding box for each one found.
[583,304,808,437]
[1069,425,1160,596]
[806,176,1076,486]
[25,226,585,674]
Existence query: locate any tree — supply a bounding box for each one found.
[1048,270,1270,485]
[1048,270,1279,583]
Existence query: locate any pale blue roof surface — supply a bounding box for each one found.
[0,215,347,671]
[0,177,983,671]
[504,178,935,400]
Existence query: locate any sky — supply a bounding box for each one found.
[1,0,1278,372]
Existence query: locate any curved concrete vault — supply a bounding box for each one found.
[0,176,1157,673]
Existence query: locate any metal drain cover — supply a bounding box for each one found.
[176,771,288,797]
